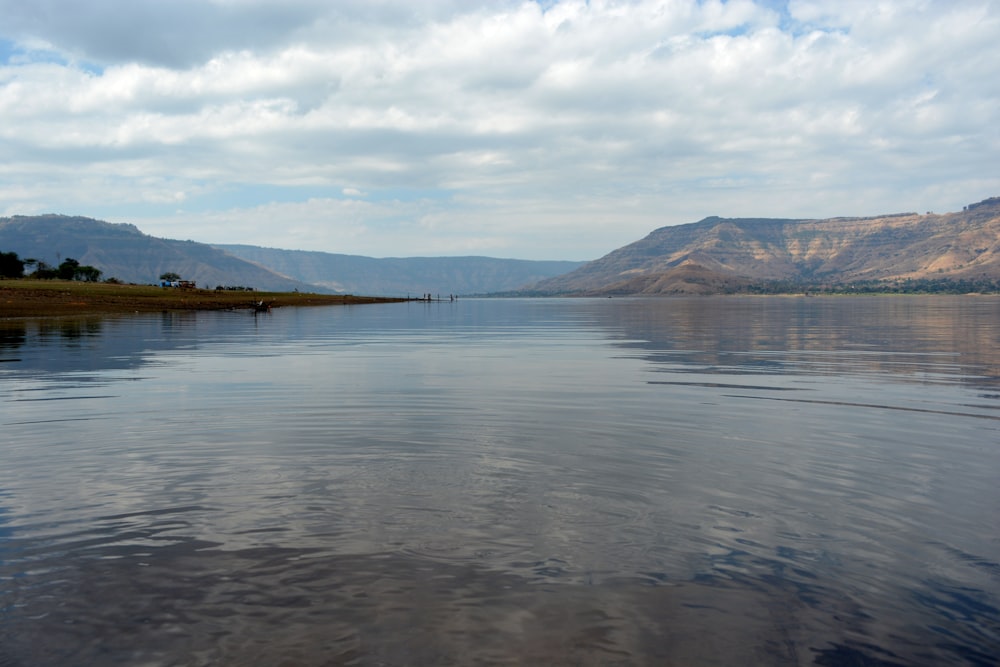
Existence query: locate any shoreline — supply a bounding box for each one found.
[0,280,406,319]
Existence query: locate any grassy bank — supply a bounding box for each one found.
[0,280,405,318]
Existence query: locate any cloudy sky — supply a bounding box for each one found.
[1,0,997,260]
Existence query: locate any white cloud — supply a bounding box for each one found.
[1,0,998,260]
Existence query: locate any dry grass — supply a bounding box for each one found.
[0,280,405,318]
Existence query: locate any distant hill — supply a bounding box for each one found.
[527,197,1000,295]
[214,245,584,296]
[0,215,325,292]
[0,214,584,296]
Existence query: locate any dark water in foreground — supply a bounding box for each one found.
[1,296,998,666]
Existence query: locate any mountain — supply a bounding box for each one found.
[214,245,584,296]
[527,197,1000,295]
[0,214,584,296]
[0,214,321,292]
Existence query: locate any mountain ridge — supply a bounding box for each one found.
[0,214,319,292]
[527,197,1000,295]
[0,214,583,296]
[214,244,584,296]
[5,198,999,298]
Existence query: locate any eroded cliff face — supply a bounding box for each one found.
[530,198,1000,295]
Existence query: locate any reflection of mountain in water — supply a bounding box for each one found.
[0,312,249,379]
[583,296,1000,391]
[4,297,998,391]
[1,298,997,665]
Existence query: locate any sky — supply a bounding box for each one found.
[0,0,998,261]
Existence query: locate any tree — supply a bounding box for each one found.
[76,265,103,282]
[0,251,24,278]
[16,257,106,282]
[58,258,80,280]
[32,261,58,279]
[159,271,181,282]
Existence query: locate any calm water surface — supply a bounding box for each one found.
[1,296,998,665]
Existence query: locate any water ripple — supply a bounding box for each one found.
[0,298,997,665]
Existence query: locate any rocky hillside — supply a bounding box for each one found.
[528,197,1000,295]
[0,215,324,292]
[215,245,583,296]
[0,214,583,296]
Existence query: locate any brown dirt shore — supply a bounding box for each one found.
[0,280,406,318]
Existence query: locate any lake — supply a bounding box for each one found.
[1,296,998,666]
